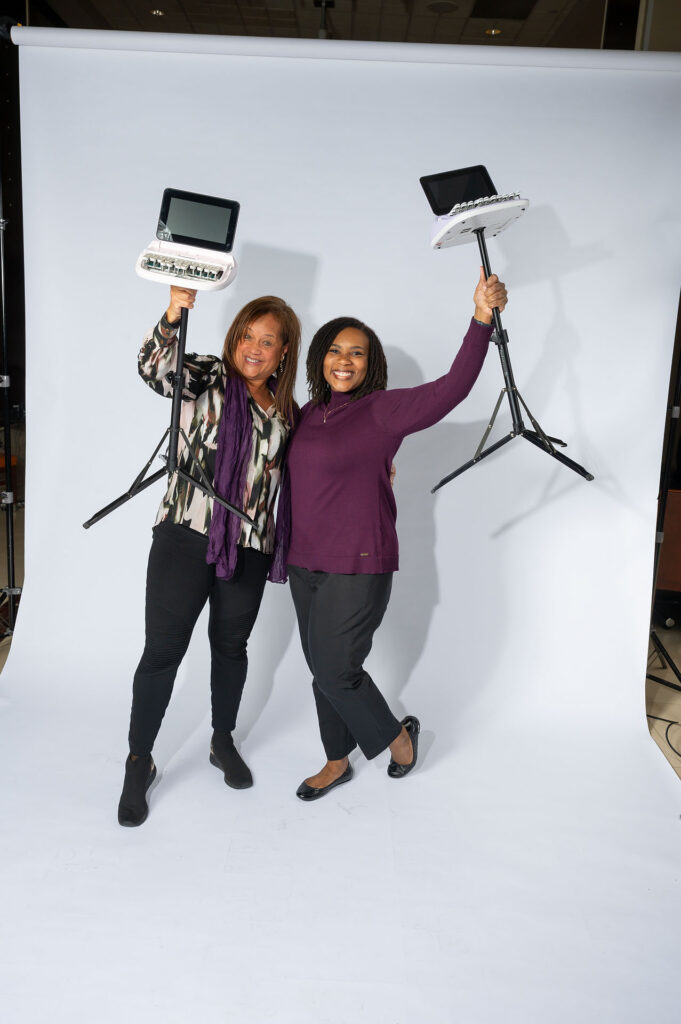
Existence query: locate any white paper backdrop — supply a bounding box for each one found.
[2,28,681,1024]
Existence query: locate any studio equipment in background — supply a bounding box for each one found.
[83,188,254,531]
[0,108,20,635]
[647,298,681,700]
[419,165,594,493]
[313,0,335,39]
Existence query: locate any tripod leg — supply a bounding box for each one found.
[176,428,213,491]
[521,430,594,481]
[431,433,515,493]
[512,391,559,454]
[175,428,255,527]
[649,630,681,692]
[128,428,171,491]
[522,428,568,448]
[646,674,681,693]
[83,428,174,528]
[175,467,255,527]
[474,389,507,459]
[535,433,568,447]
[83,467,168,528]
[84,308,254,532]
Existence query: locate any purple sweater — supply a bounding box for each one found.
[286,318,494,574]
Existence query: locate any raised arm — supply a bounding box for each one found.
[373,271,507,437]
[138,286,222,400]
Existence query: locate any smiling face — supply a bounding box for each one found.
[233,313,287,387]
[322,327,369,394]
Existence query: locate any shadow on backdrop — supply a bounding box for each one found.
[473,204,607,534]
[377,344,507,764]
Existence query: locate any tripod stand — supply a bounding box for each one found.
[431,227,594,493]
[83,307,254,530]
[647,306,681,696]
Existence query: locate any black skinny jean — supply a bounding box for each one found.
[288,566,402,761]
[128,522,271,757]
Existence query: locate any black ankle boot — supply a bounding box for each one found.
[117,754,156,827]
[209,732,253,789]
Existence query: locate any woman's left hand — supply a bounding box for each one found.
[473,268,508,324]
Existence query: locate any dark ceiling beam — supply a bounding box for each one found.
[544,0,608,49]
[37,0,114,28]
[601,0,641,48]
[25,0,68,27]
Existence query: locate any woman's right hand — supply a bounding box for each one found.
[166,286,197,325]
[473,269,507,324]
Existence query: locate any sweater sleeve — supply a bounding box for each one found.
[371,318,493,438]
[138,315,222,401]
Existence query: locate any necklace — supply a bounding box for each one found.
[323,400,351,423]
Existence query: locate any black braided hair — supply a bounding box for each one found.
[306,316,388,405]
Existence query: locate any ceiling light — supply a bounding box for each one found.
[150,9,166,15]
[485,26,502,36]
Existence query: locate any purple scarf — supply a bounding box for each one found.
[206,371,292,583]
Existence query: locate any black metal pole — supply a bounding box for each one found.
[474,228,525,433]
[167,306,188,474]
[0,154,17,633]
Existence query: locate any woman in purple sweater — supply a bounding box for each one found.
[286,270,508,799]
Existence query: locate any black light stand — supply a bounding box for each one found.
[431,227,594,493]
[647,304,681,695]
[313,0,335,38]
[0,15,23,638]
[83,307,254,531]
[0,151,20,633]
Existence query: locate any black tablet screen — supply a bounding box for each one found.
[420,166,497,216]
[157,189,240,252]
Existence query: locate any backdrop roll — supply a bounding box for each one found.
[2,27,681,1024]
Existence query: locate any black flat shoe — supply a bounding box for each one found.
[118,754,157,827]
[296,763,354,801]
[210,731,253,790]
[387,716,420,779]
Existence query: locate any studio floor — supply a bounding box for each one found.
[1,442,680,1023]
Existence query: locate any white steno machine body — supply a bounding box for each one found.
[430,195,529,250]
[135,188,240,292]
[135,241,237,292]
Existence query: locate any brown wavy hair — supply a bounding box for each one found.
[222,296,301,424]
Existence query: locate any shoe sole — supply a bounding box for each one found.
[209,752,253,790]
[118,764,158,827]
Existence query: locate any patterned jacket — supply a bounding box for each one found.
[138,315,290,551]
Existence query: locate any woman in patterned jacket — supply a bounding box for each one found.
[117,285,300,827]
